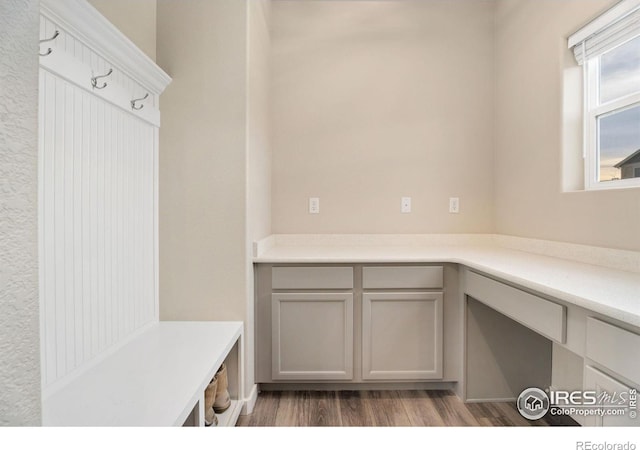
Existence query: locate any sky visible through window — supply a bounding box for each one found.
[598,35,640,182]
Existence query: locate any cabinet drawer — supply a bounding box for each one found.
[586,318,640,386]
[362,266,443,289]
[465,271,566,343]
[272,266,353,289]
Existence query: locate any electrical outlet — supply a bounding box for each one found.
[449,197,460,214]
[401,197,411,213]
[309,197,320,214]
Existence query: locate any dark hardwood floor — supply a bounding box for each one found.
[236,390,579,427]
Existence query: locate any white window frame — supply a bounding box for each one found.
[584,40,640,191]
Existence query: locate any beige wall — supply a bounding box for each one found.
[0,0,41,425]
[89,0,157,61]
[494,0,640,252]
[271,0,495,234]
[157,0,248,321]
[157,0,261,396]
[248,0,272,244]
[247,0,273,392]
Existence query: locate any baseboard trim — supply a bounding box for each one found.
[258,381,457,391]
[464,397,516,403]
[241,384,258,415]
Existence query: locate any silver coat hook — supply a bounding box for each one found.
[131,93,149,110]
[39,30,59,56]
[91,68,113,89]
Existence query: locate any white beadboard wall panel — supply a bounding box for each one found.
[38,0,170,395]
[39,68,158,390]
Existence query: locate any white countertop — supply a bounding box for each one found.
[43,321,243,426]
[253,235,640,329]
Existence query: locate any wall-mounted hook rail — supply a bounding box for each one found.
[131,93,149,111]
[39,30,59,56]
[91,68,113,89]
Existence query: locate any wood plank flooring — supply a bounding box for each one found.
[236,390,579,427]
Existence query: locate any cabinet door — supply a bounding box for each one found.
[272,293,353,380]
[583,365,638,427]
[362,292,443,380]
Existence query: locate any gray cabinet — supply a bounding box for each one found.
[256,264,450,384]
[361,266,444,381]
[583,365,637,427]
[271,292,354,380]
[362,292,443,380]
[582,317,640,427]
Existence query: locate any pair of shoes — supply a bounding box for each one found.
[203,363,231,426]
[204,376,218,426]
[213,363,231,413]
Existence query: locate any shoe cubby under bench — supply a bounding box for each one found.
[42,321,244,427]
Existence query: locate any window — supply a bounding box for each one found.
[569,0,640,190]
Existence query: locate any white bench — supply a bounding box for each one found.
[42,321,243,427]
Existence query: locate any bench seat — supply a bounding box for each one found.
[42,321,243,426]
